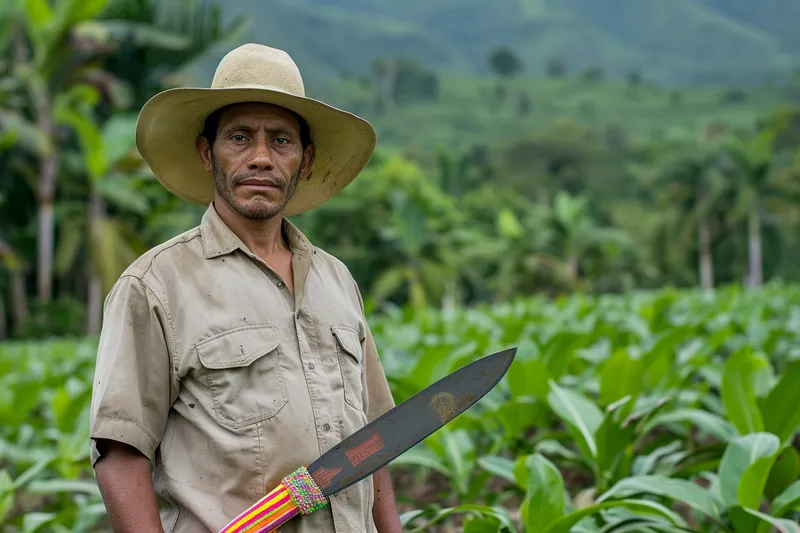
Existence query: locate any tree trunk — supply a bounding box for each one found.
[0,237,29,336]
[567,255,579,285]
[442,278,456,312]
[16,22,58,303]
[35,82,57,303]
[87,193,105,336]
[87,275,101,335]
[37,153,57,302]
[10,268,29,336]
[374,59,396,113]
[748,210,763,287]
[0,289,6,341]
[698,220,714,290]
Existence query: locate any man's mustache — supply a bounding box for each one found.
[231,172,285,189]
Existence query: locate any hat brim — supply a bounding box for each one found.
[135,85,377,216]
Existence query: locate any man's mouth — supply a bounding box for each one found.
[237,178,281,190]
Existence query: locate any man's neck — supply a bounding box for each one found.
[213,200,290,260]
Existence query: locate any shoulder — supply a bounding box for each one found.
[310,245,358,286]
[106,225,204,305]
[309,245,367,307]
[119,225,203,282]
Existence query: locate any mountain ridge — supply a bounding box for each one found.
[190,0,800,88]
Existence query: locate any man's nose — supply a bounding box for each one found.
[247,139,274,170]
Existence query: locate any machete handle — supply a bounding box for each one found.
[217,466,328,533]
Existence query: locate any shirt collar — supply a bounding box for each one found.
[200,202,314,260]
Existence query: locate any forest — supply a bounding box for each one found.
[1,1,799,532]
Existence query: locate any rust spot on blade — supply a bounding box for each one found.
[312,466,342,489]
[345,432,385,467]
[460,393,477,409]
[430,392,457,423]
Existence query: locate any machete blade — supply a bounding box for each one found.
[307,347,517,495]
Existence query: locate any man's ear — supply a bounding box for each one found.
[196,136,213,171]
[301,144,316,180]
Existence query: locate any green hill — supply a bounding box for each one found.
[323,75,790,175]
[192,0,800,88]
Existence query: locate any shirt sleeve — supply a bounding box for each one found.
[88,274,176,467]
[349,277,395,423]
[363,322,395,423]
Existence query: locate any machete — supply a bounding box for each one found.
[218,346,517,533]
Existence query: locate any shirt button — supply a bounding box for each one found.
[308,363,315,370]
[323,423,331,431]
[277,281,285,288]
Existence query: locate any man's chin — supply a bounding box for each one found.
[231,197,285,220]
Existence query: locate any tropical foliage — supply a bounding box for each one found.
[3,1,800,340]
[1,1,800,532]
[2,285,800,531]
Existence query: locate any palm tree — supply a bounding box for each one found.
[548,191,632,290]
[0,0,133,304]
[719,127,800,288]
[0,0,246,336]
[646,143,730,290]
[0,233,29,339]
[371,189,451,309]
[97,0,249,108]
[53,110,151,334]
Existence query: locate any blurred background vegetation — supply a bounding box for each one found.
[2,1,800,532]
[4,0,800,338]
[3,0,800,338]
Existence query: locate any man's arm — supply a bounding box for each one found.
[94,440,165,533]
[362,326,403,532]
[88,275,176,532]
[372,466,403,533]
[349,273,403,531]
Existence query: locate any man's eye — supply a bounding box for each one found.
[232,135,247,142]
[274,137,289,144]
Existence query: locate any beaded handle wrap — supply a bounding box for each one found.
[218,466,328,533]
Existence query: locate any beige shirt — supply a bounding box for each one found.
[89,203,395,533]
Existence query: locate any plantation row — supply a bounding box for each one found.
[1,284,799,532]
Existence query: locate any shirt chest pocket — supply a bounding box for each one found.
[196,324,288,430]
[331,325,365,412]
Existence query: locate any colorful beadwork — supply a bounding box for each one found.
[217,483,299,533]
[217,466,328,533]
[283,466,329,514]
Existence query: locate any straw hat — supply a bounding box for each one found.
[135,43,377,216]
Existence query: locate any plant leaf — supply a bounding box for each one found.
[765,446,800,501]
[26,479,101,496]
[771,479,800,518]
[740,507,800,533]
[718,432,780,509]
[507,358,550,400]
[547,380,603,461]
[545,499,687,533]
[478,455,518,487]
[597,475,725,524]
[641,408,737,444]
[515,453,565,533]
[600,350,645,406]
[722,346,765,435]
[761,360,800,445]
[404,504,518,533]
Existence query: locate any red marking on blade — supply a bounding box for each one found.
[312,466,342,489]
[345,432,385,467]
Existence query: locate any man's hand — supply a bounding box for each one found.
[94,439,166,533]
[372,466,403,533]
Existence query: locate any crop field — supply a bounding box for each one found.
[1,284,799,532]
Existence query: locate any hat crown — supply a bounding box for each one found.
[210,43,305,97]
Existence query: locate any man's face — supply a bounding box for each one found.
[197,102,314,220]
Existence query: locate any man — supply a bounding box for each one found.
[88,43,402,533]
